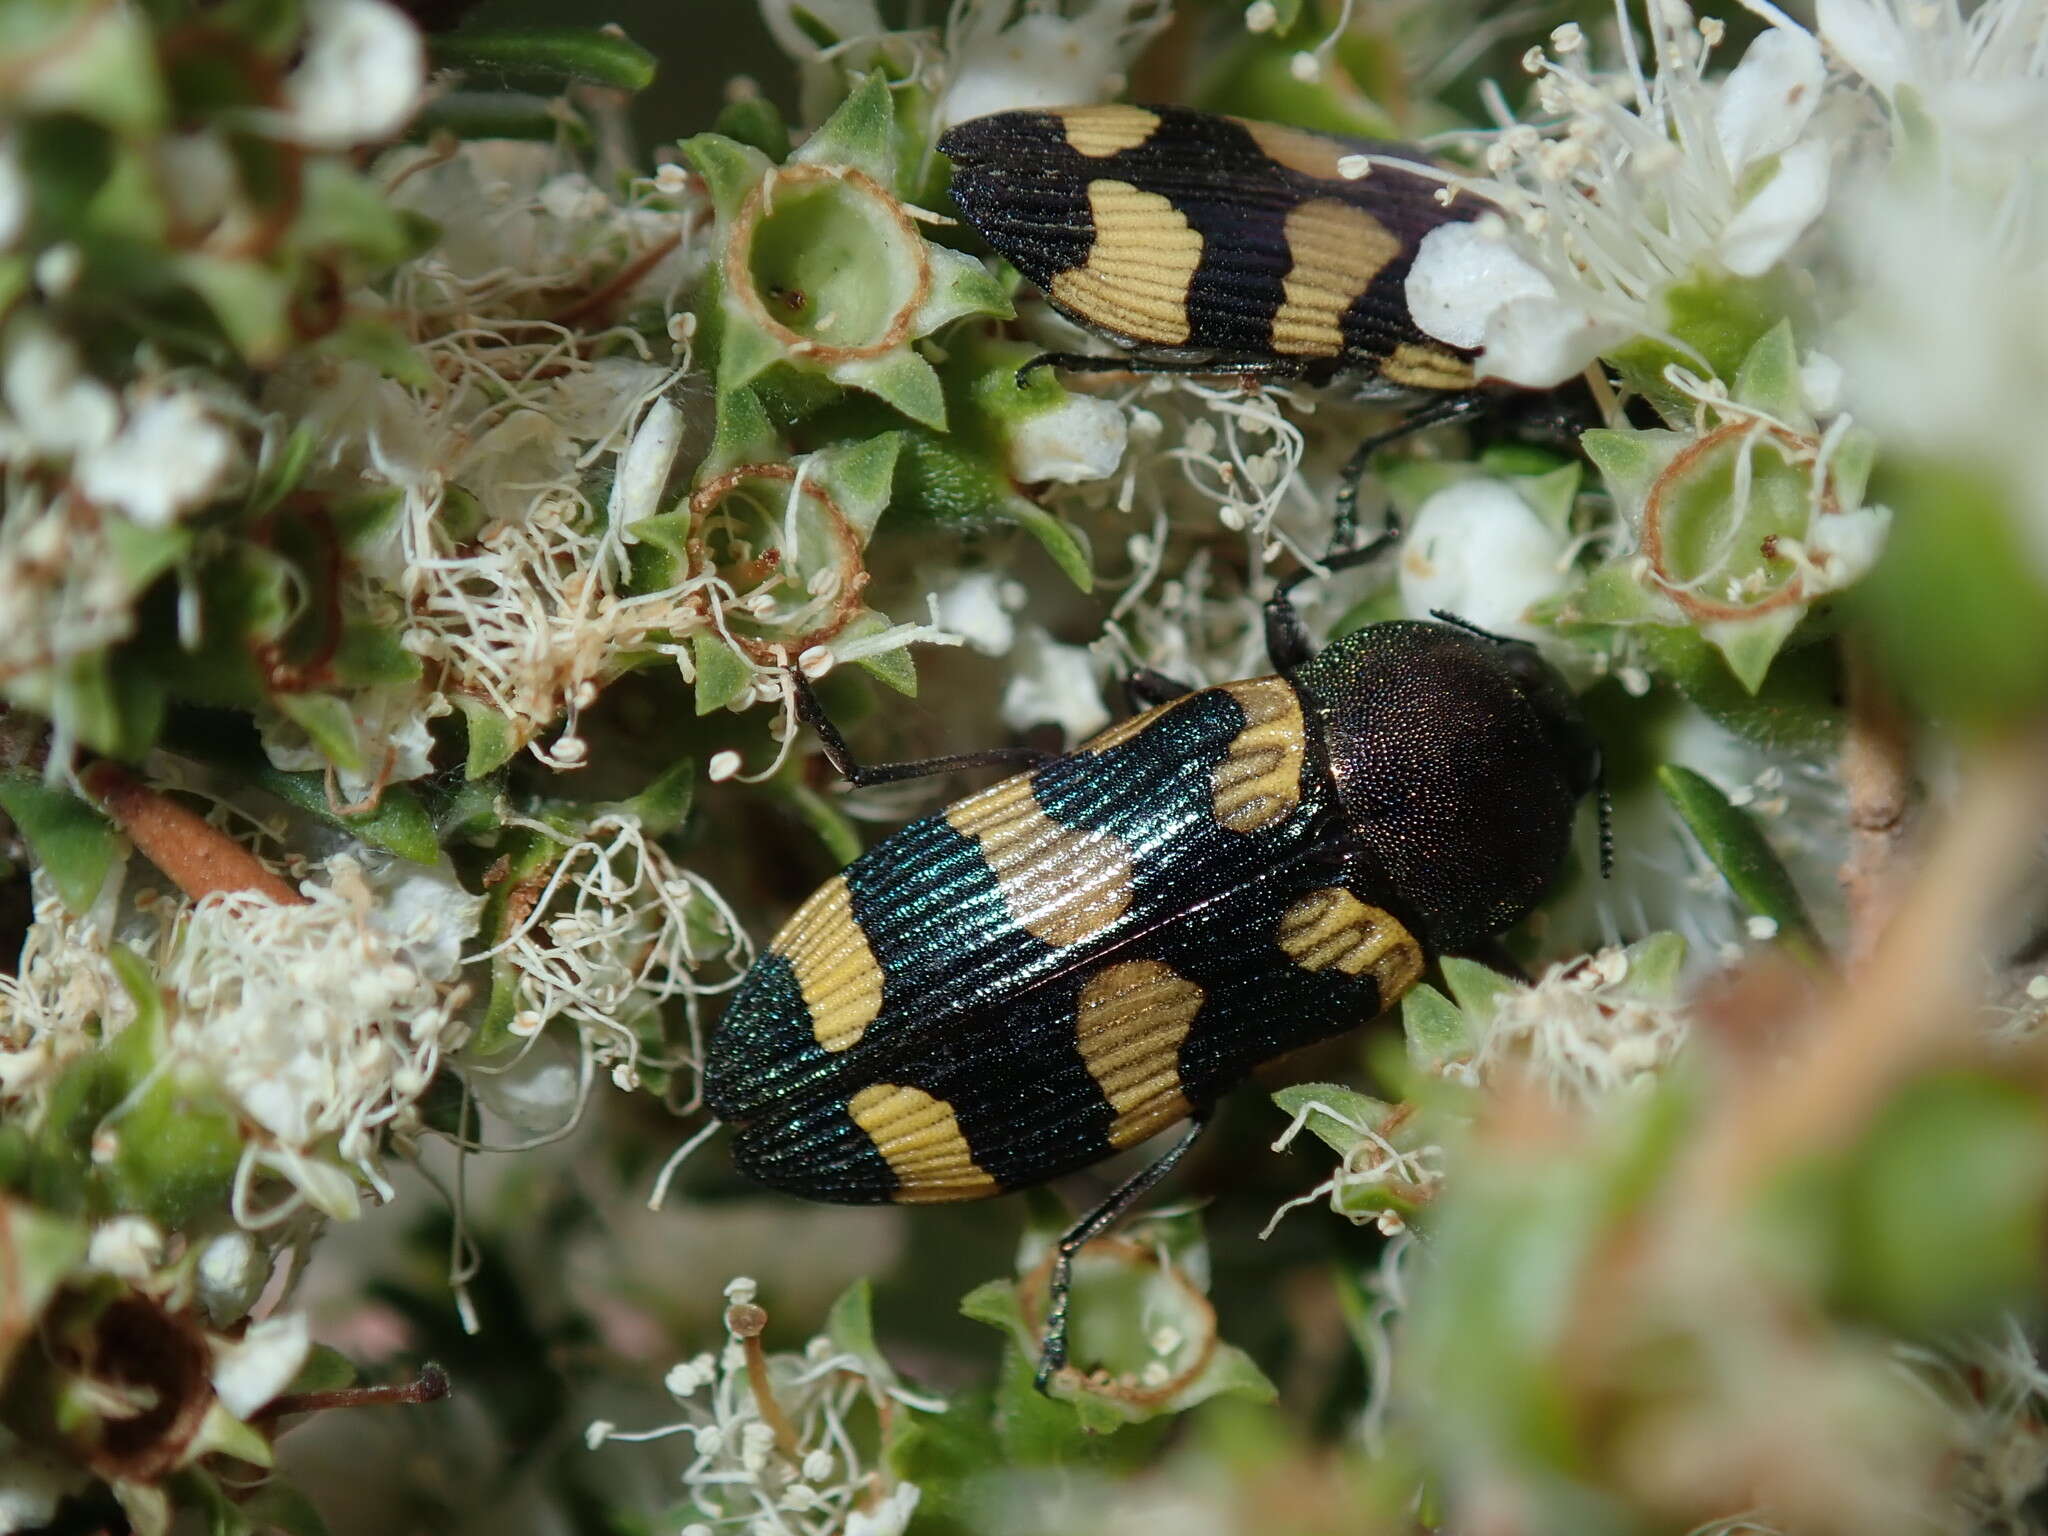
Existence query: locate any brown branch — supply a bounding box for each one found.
[1698,727,2048,1200]
[1838,646,1916,969]
[81,763,305,907]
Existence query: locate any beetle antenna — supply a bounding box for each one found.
[1427,608,1517,646]
[1596,775,1615,879]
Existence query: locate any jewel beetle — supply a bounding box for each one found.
[704,535,1602,1389]
[937,103,1515,539]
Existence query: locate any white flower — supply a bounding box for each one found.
[74,389,237,528]
[1817,0,2048,144]
[1007,393,1129,485]
[86,1215,166,1281]
[150,854,476,1225]
[1,319,118,457]
[1477,946,1692,1104]
[1408,1,1832,387]
[195,1231,268,1325]
[1000,628,1110,743]
[275,0,425,148]
[1398,479,1569,640]
[934,0,1169,129]
[210,1313,312,1418]
[846,1483,922,1536]
[257,683,448,802]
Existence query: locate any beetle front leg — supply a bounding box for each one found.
[1263,529,1403,674]
[1034,1112,1211,1394]
[789,670,1053,788]
[1123,666,1194,713]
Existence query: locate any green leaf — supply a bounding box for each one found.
[1658,763,1824,964]
[0,773,120,914]
[1270,1083,1396,1157]
[608,758,695,836]
[297,160,423,267]
[1000,499,1094,591]
[413,91,587,144]
[274,693,364,775]
[779,779,862,866]
[1841,1073,2048,1335]
[1703,606,1804,694]
[1638,626,1841,756]
[428,28,658,91]
[250,768,439,865]
[692,633,752,715]
[458,696,520,780]
[713,97,791,162]
[1848,455,2048,732]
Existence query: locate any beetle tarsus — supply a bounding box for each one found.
[1034,1113,1212,1395]
[789,668,1052,787]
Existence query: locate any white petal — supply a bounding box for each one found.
[211,1313,311,1419]
[1478,294,1623,389]
[1807,503,1891,589]
[76,392,236,526]
[278,0,425,148]
[613,397,684,526]
[930,571,1016,657]
[1008,393,1127,484]
[1406,220,1557,351]
[1717,138,1830,277]
[846,1485,922,1536]
[1001,630,1109,743]
[1399,480,1568,639]
[1815,0,1913,95]
[3,322,118,455]
[1715,27,1825,170]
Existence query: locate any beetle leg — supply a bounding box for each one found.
[1331,390,1492,552]
[1016,353,1313,388]
[1034,1112,1211,1395]
[1263,529,1402,673]
[1123,666,1194,713]
[789,670,1053,788]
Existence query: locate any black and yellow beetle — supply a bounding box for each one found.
[704,537,1601,1388]
[937,103,1507,537]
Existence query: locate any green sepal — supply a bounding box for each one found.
[0,1197,88,1377]
[331,627,421,688]
[1401,983,1476,1074]
[297,160,428,269]
[175,253,293,364]
[1732,319,1811,431]
[1637,626,1841,756]
[824,1278,899,1393]
[605,758,695,837]
[474,825,564,1055]
[692,633,751,715]
[0,773,121,915]
[313,315,436,390]
[1657,763,1824,964]
[458,696,521,780]
[828,349,946,431]
[680,132,773,224]
[791,71,896,185]
[272,693,364,775]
